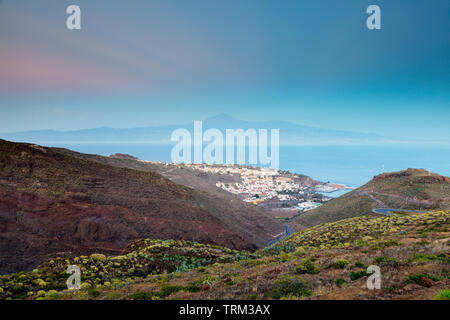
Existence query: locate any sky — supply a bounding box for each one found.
[0,0,449,141]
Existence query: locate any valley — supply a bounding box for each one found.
[0,140,448,300]
[0,139,282,274]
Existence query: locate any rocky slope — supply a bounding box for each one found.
[0,210,448,300]
[0,139,282,274]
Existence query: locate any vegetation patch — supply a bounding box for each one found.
[271,276,312,299]
[128,291,154,300]
[411,253,449,263]
[408,274,439,286]
[127,285,185,300]
[334,278,347,286]
[293,259,320,275]
[351,262,368,269]
[329,259,350,269]
[87,288,100,298]
[0,239,254,300]
[374,256,400,267]
[433,289,450,300]
[158,285,185,298]
[350,270,369,281]
[263,242,295,256]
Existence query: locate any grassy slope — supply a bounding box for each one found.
[294,190,375,228]
[1,210,448,300]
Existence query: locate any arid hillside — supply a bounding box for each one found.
[0,139,282,274]
[0,210,447,300]
[293,168,450,228]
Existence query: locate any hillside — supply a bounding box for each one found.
[0,139,283,274]
[1,210,448,300]
[293,168,450,228]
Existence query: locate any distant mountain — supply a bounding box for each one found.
[0,139,282,274]
[0,114,406,145]
[293,168,450,228]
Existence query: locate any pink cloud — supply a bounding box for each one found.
[0,42,146,92]
[0,2,248,95]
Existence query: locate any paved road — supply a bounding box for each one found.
[369,191,431,206]
[267,224,291,246]
[358,190,386,208]
[266,191,428,246]
[372,208,429,216]
[359,190,429,216]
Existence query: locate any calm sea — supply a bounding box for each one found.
[44,143,450,188]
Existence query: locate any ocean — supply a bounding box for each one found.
[44,143,450,188]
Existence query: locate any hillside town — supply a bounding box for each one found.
[182,163,351,217]
[135,160,353,221]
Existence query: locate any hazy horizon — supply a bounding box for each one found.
[1,0,449,142]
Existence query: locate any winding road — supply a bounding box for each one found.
[372,208,428,216]
[358,190,386,208]
[358,190,428,216]
[358,190,429,216]
[267,224,291,246]
[266,191,429,247]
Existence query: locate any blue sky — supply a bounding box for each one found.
[0,0,449,141]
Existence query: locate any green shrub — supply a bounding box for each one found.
[185,283,201,293]
[44,290,61,300]
[264,242,296,256]
[350,270,369,281]
[87,288,100,298]
[196,267,207,273]
[293,259,319,275]
[351,262,367,269]
[374,240,401,249]
[412,253,449,263]
[90,254,107,262]
[105,292,122,300]
[334,278,347,286]
[374,256,400,267]
[158,285,184,298]
[272,276,312,299]
[10,284,27,299]
[408,274,439,285]
[433,289,450,300]
[128,291,153,300]
[331,259,350,269]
